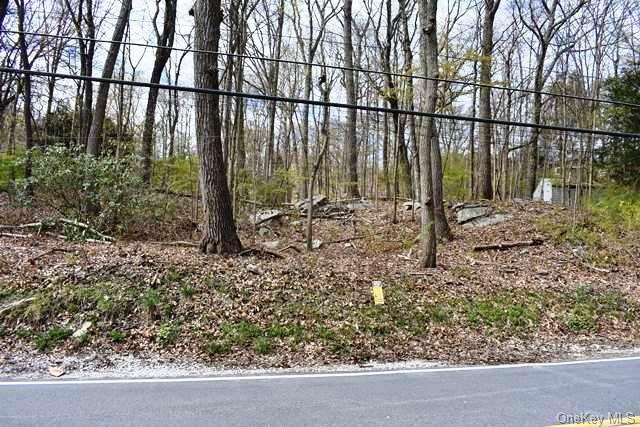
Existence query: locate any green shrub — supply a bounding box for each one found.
[253,337,272,354]
[142,289,161,311]
[157,322,180,346]
[204,339,231,355]
[35,326,73,352]
[20,146,148,233]
[589,185,640,235]
[0,152,21,191]
[110,330,127,343]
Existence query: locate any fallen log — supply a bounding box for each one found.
[239,246,285,259]
[473,239,544,252]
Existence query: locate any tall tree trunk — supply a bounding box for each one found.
[526,55,545,197]
[86,0,132,156]
[15,0,32,185]
[477,0,501,199]
[142,0,177,184]
[0,0,9,30]
[418,0,438,268]
[265,0,285,179]
[192,0,242,255]
[343,0,360,198]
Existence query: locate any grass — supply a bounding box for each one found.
[110,329,127,343]
[157,322,180,346]
[466,293,541,333]
[35,326,73,352]
[253,337,273,354]
[180,284,196,299]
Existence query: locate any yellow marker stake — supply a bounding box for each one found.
[372,281,385,305]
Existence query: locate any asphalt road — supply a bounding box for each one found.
[1,357,640,427]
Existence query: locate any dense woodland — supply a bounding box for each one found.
[0,0,639,266]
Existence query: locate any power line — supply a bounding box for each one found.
[3,67,639,140]
[4,29,639,110]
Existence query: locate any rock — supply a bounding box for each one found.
[456,206,492,224]
[345,199,372,211]
[251,210,283,226]
[0,297,35,316]
[246,264,264,275]
[312,239,322,250]
[403,201,421,211]
[462,213,513,229]
[48,366,65,377]
[72,321,93,339]
[257,227,272,237]
[296,195,328,213]
[262,240,280,250]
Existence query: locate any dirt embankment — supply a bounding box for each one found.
[1,198,639,377]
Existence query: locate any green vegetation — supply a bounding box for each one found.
[35,326,73,352]
[589,185,640,236]
[0,152,21,191]
[18,146,148,233]
[443,153,469,201]
[600,63,640,188]
[253,337,273,354]
[157,322,180,346]
[466,293,541,333]
[109,329,127,343]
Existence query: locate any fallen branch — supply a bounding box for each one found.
[0,232,31,239]
[239,246,285,259]
[0,297,35,316]
[473,239,544,252]
[153,241,200,248]
[59,219,114,242]
[27,248,76,264]
[279,244,302,253]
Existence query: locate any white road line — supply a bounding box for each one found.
[2,355,640,386]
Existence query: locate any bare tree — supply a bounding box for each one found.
[192,0,242,254]
[343,0,359,197]
[476,0,501,200]
[141,0,177,183]
[14,0,32,184]
[418,0,437,268]
[86,0,132,156]
[63,0,97,148]
[516,0,586,197]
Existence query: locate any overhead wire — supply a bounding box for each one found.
[3,29,639,109]
[2,67,639,140]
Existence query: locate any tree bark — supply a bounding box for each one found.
[343,0,360,198]
[476,0,501,200]
[15,0,32,185]
[86,0,132,156]
[192,0,242,255]
[418,0,438,268]
[142,0,177,184]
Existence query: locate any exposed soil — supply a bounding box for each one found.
[1,195,639,378]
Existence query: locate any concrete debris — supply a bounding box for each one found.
[456,206,492,224]
[251,210,283,226]
[246,264,264,275]
[262,240,280,250]
[72,321,93,339]
[462,213,513,229]
[296,195,328,213]
[403,201,422,211]
[343,199,372,211]
[257,227,273,237]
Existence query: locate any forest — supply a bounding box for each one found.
[0,0,639,375]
